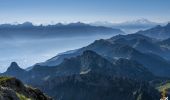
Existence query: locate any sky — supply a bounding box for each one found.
[0,0,170,24]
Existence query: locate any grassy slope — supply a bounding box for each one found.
[0,76,32,100]
[156,82,170,92]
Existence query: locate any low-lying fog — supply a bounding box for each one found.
[0,35,114,72]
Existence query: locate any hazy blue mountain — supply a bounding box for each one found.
[108,34,170,60]
[0,22,125,39]
[34,34,170,68]
[108,34,156,42]
[2,62,26,80]
[80,39,170,77]
[6,62,25,72]
[37,34,154,67]
[137,23,170,39]
[91,19,161,33]
[36,34,170,77]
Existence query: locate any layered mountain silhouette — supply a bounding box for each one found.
[1,51,160,100]
[0,22,124,39]
[35,34,170,77]
[2,31,170,100]
[1,50,154,84]
[137,23,170,39]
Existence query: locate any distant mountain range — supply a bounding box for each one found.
[34,34,170,77]
[0,19,165,39]
[0,22,124,39]
[137,23,170,39]
[91,19,165,33]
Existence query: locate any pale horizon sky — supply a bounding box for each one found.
[0,0,170,24]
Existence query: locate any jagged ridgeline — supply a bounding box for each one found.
[0,76,52,100]
[0,51,162,100]
[2,29,170,100]
[0,22,125,39]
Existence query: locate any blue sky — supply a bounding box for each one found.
[0,0,170,24]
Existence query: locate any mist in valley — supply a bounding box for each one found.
[0,34,114,72]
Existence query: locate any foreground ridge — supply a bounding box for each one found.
[0,76,52,100]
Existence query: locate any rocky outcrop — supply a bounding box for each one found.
[0,87,20,100]
[0,76,52,100]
